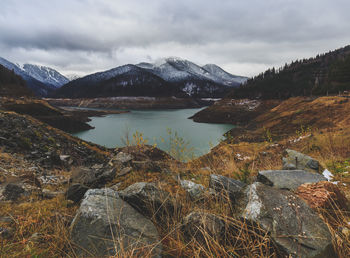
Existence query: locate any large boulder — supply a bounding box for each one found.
[209,174,246,203]
[70,189,162,257]
[237,182,334,258]
[119,182,175,220]
[257,170,327,190]
[283,149,320,173]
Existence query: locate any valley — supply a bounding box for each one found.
[0,46,350,257]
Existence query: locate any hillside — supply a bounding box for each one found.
[0,57,67,96]
[228,45,350,99]
[0,96,349,257]
[52,58,247,99]
[0,65,33,97]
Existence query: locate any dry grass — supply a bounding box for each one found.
[0,196,77,257]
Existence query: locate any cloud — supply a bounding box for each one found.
[0,0,350,77]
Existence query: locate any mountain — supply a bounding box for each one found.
[21,64,69,88]
[0,57,66,96]
[0,64,33,97]
[53,58,247,98]
[202,64,247,86]
[228,45,350,99]
[137,57,247,87]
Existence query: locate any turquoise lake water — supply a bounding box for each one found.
[73,108,233,159]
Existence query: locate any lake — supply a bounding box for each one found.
[73,108,233,160]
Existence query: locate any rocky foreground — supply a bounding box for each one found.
[0,104,349,257]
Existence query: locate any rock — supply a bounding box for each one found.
[180,180,205,200]
[117,167,132,177]
[182,212,225,245]
[238,182,335,258]
[209,174,246,203]
[119,182,174,220]
[257,170,327,190]
[115,152,133,164]
[0,183,27,201]
[65,184,89,203]
[0,227,14,239]
[70,167,97,187]
[283,149,320,173]
[70,167,117,188]
[131,160,162,172]
[296,181,350,210]
[42,189,63,199]
[70,189,161,257]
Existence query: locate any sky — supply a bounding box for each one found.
[1,0,350,78]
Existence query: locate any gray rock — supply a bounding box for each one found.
[117,167,132,177]
[180,180,205,200]
[209,174,246,203]
[115,152,133,164]
[283,149,320,173]
[65,184,89,203]
[42,189,63,199]
[182,212,225,245]
[70,167,116,188]
[119,182,174,220]
[257,170,327,190]
[0,183,27,201]
[70,189,161,257]
[238,182,334,258]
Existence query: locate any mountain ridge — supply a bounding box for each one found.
[0,57,69,96]
[53,58,247,98]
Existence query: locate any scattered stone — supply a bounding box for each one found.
[117,167,132,177]
[70,188,162,257]
[209,174,246,203]
[119,182,174,220]
[257,170,327,190]
[283,149,320,173]
[238,182,335,258]
[131,160,162,172]
[296,181,350,210]
[65,184,89,203]
[0,183,27,201]
[115,152,133,164]
[182,212,225,245]
[180,180,205,200]
[70,167,117,188]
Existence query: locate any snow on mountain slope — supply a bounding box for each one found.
[137,57,247,86]
[202,64,248,85]
[22,64,69,88]
[0,57,56,96]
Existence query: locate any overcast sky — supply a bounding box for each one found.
[1,0,349,77]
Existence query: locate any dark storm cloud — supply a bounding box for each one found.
[0,0,350,76]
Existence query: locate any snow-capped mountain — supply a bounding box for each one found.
[137,57,247,87]
[22,64,69,88]
[202,64,248,86]
[0,57,68,96]
[53,57,247,98]
[0,57,57,96]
